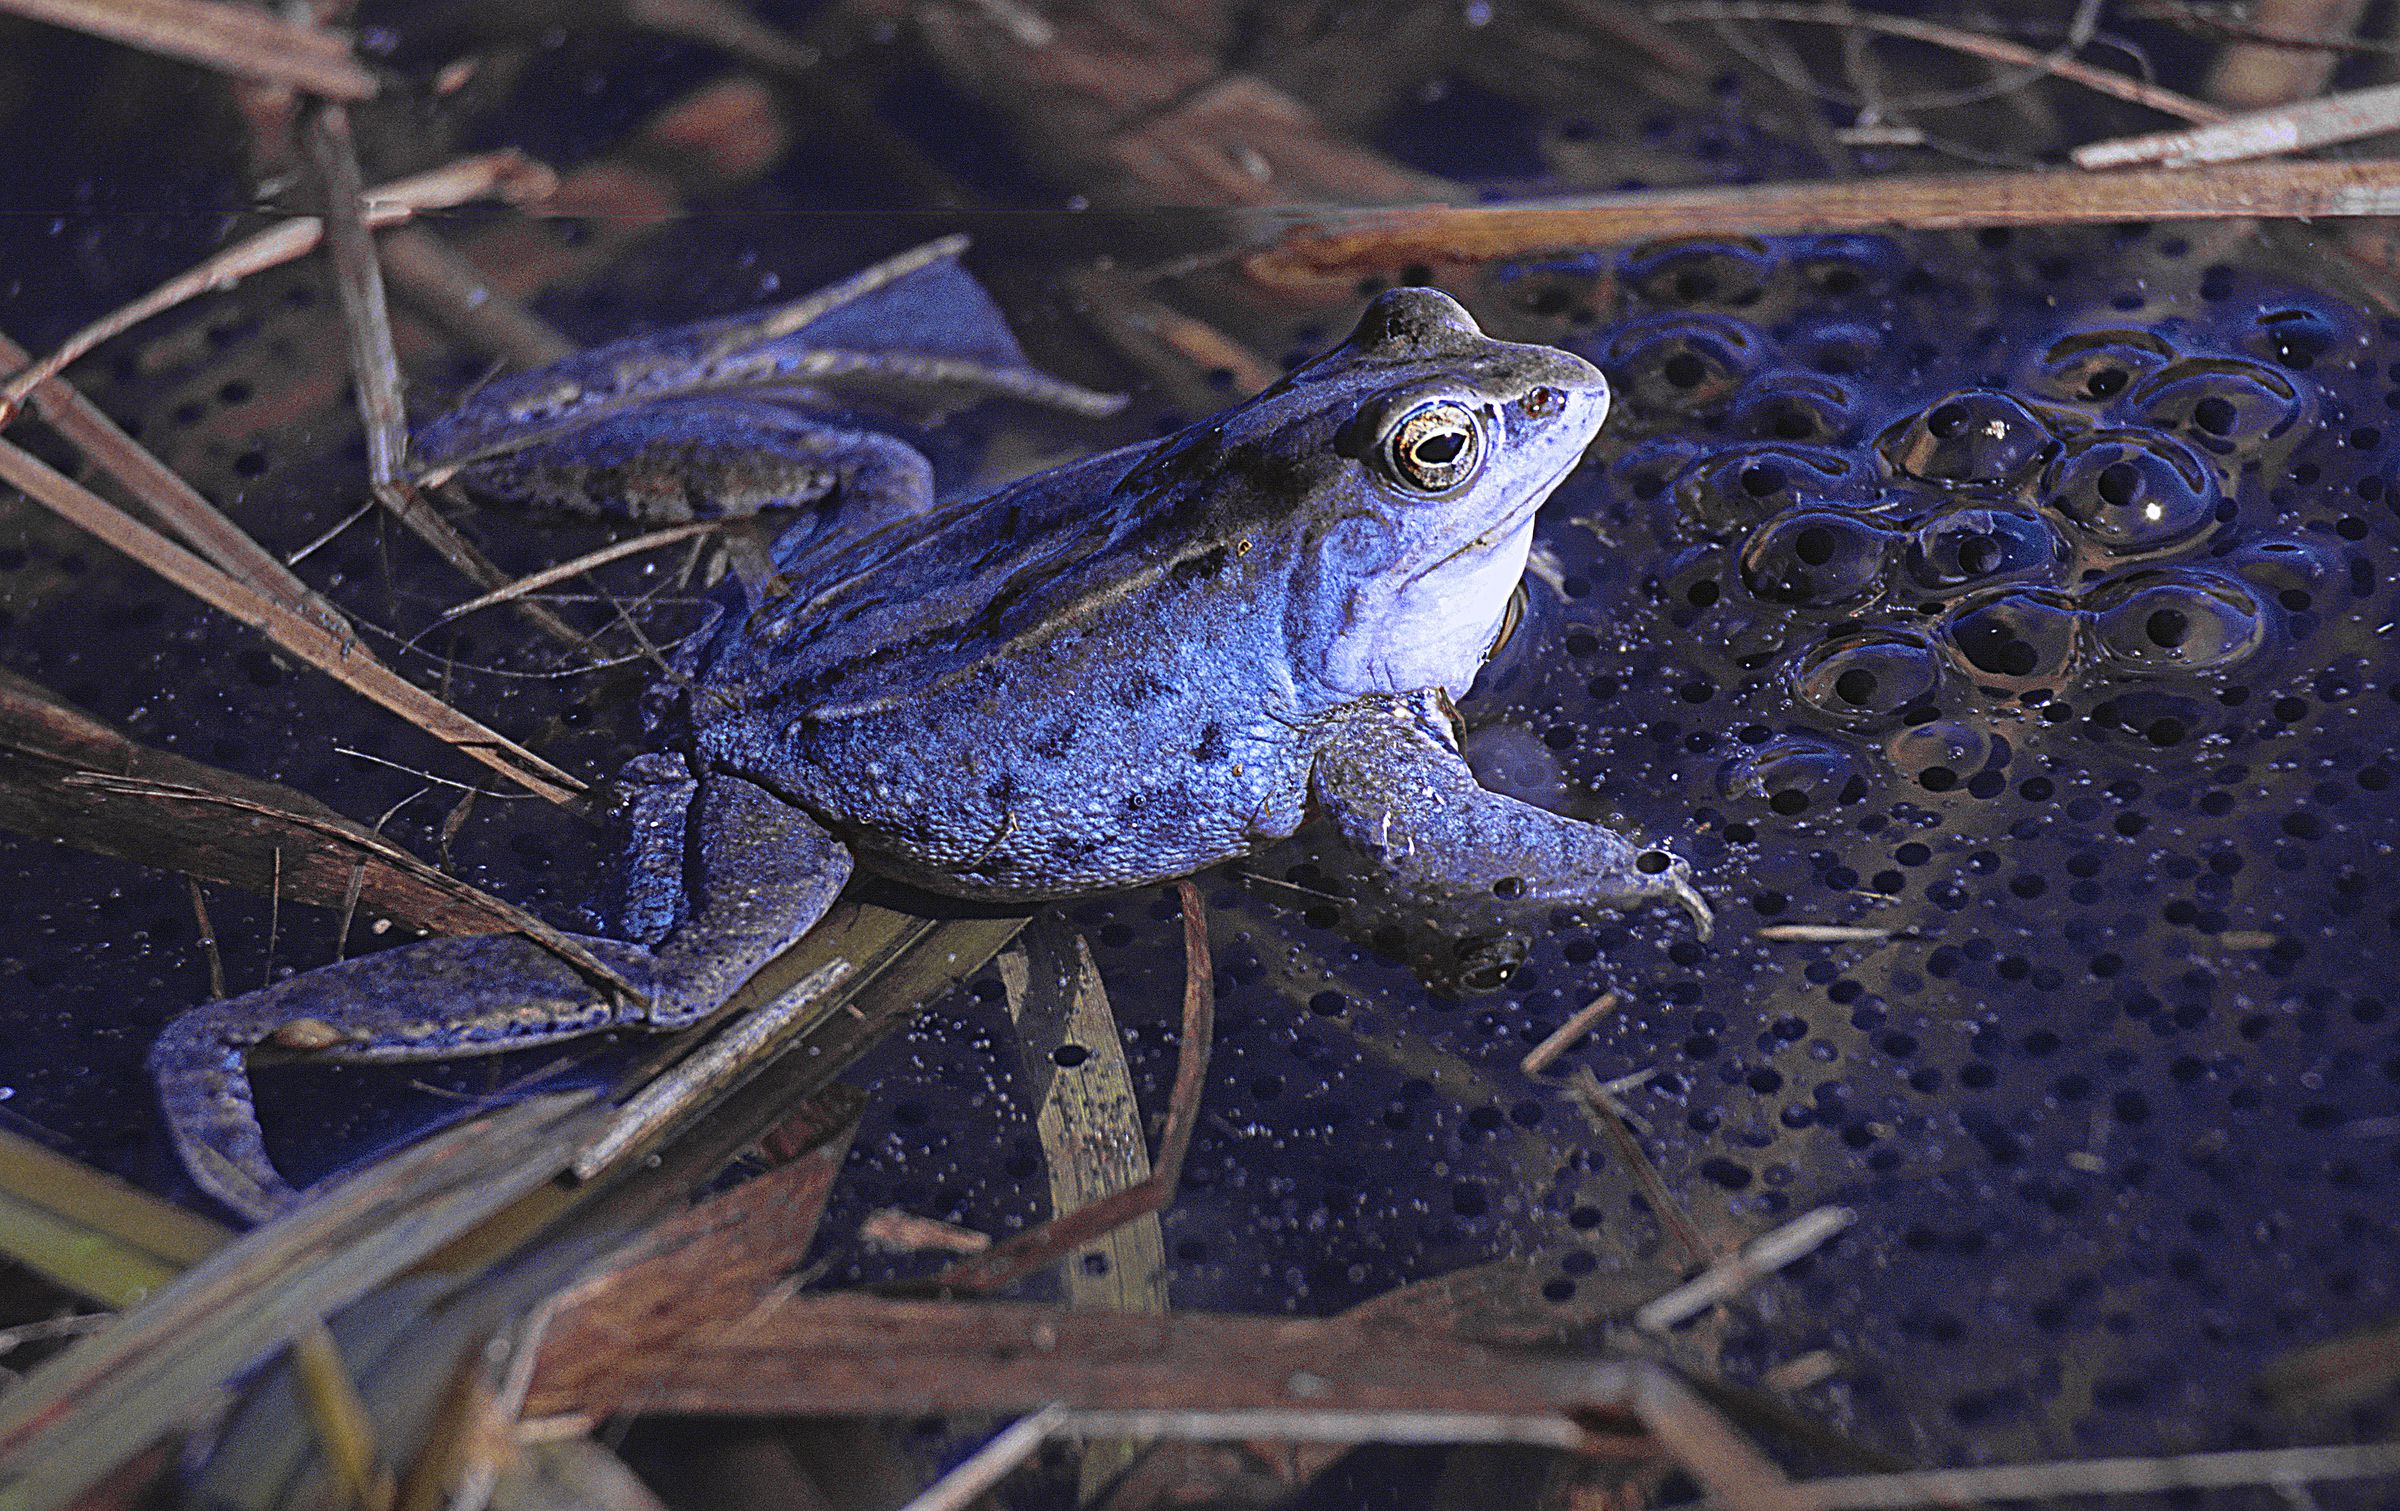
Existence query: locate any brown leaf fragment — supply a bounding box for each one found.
[529,1096,862,1420]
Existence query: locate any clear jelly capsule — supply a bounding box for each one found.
[1939,587,2084,689]
[1730,371,1861,444]
[1791,630,1946,723]
[2027,327,2177,406]
[1904,500,2071,594]
[1673,443,1870,531]
[1739,508,1895,607]
[2086,569,2269,675]
[1599,312,1765,417]
[2130,357,2303,456]
[1621,236,1776,310]
[1879,389,2058,486]
[2044,428,2222,555]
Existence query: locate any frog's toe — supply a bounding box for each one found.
[1642,852,1714,939]
[1671,873,1715,940]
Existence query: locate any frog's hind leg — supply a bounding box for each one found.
[437,396,934,529]
[149,770,851,1222]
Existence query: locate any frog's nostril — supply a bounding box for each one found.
[1524,385,1565,418]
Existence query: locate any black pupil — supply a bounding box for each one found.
[1414,429,1465,466]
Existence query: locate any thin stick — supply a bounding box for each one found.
[2076,79,2400,168]
[1649,1,2223,122]
[303,102,410,491]
[1756,923,1902,943]
[1520,991,1619,1076]
[926,880,1214,1295]
[1569,1066,1714,1271]
[0,0,376,100]
[1246,157,2400,287]
[1762,1441,2400,1510]
[432,522,720,626]
[62,772,640,1000]
[1629,1368,1800,1511]
[897,1409,1063,1511]
[185,878,225,1001]
[1635,1206,1856,1334]
[0,152,555,422]
[377,227,576,369]
[0,439,584,804]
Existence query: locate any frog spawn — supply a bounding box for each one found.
[1607,286,2327,776]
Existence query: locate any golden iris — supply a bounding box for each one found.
[1383,400,1483,493]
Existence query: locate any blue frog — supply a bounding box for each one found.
[151,241,1710,1221]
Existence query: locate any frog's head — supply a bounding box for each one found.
[1137,288,1608,705]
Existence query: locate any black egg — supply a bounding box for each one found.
[1600,312,1765,417]
[1738,508,1895,606]
[2045,428,2222,554]
[2028,327,2176,405]
[1622,237,1776,309]
[1729,372,1861,444]
[1904,500,2071,595]
[2085,568,2269,675]
[1940,588,2083,687]
[2131,357,2303,455]
[1792,630,1945,723]
[1672,443,1871,531]
[1879,389,2058,486]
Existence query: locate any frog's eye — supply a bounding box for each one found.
[1381,399,1484,494]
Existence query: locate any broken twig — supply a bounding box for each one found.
[1247,158,2400,287]
[1635,1206,1856,1335]
[2076,78,2400,168]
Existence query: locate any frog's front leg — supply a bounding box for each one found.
[148,767,850,1222]
[1308,692,1711,984]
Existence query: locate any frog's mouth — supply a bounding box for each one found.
[1403,438,1589,589]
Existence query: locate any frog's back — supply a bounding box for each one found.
[690,441,1321,899]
